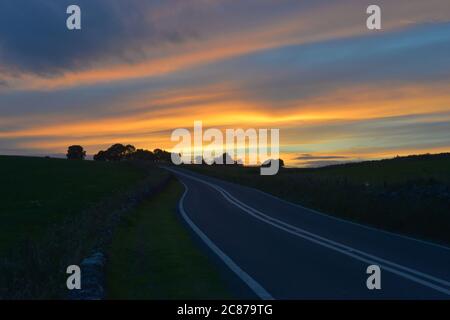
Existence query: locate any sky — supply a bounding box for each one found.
[0,0,449,167]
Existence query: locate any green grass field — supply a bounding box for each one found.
[0,156,146,254]
[185,153,450,245]
[107,179,231,299]
[0,156,174,298]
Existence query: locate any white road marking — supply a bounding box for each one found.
[170,168,450,296]
[249,183,450,252]
[178,181,274,300]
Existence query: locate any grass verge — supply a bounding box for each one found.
[107,179,231,299]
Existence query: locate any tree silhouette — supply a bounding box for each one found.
[153,149,172,162]
[93,144,136,161]
[92,144,178,163]
[66,145,86,160]
[131,149,156,161]
[93,150,107,161]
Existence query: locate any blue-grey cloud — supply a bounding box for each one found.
[0,0,328,76]
[0,0,204,76]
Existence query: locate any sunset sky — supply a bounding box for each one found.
[1,0,449,167]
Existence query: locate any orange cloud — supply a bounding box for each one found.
[3,80,450,161]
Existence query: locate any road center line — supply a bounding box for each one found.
[170,168,450,296]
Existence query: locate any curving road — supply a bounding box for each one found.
[166,167,450,300]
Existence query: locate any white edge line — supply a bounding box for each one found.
[178,180,274,300]
[249,185,450,251]
[171,168,450,297]
[171,166,450,251]
[219,188,450,288]
[218,187,450,296]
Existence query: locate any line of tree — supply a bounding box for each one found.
[92,144,172,162]
[66,144,172,162]
[66,144,284,168]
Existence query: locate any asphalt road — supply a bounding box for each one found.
[167,167,450,299]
